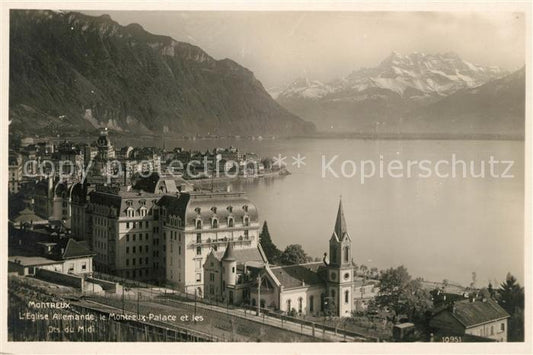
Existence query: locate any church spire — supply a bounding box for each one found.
[334,197,348,239]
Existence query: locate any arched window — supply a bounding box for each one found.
[212,218,218,229]
[345,290,349,303]
[243,216,249,227]
[309,296,314,312]
[298,297,303,313]
[196,219,202,230]
[331,246,337,264]
[344,246,349,263]
[228,217,234,227]
[287,299,292,312]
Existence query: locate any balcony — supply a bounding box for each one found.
[186,223,258,233]
[189,235,252,248]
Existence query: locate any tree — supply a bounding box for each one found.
[498,273,524,314]
[374,266,432,323]
[497,273,524,341]
[279,244,308,265]
[259,221,281,264]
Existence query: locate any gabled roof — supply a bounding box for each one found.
[269,262,326,289]
[437,299,510,328]
[57,239,95,259]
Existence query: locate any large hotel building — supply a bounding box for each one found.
[70,180,260,295]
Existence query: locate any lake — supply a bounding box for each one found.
[116,136,525,287]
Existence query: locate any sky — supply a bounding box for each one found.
[83,11,526,88]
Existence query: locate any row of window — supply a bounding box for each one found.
[194,216,249,229]
[283,295,333,313]
[125,233,150,242]
[94,215,108,226]
[169,242,182,255]
[124,221,150,229]
[124,268,151,279]
[125,257,150,266]
[477,323,505,337]
[126,207,149,218]
[95,240,107,250]
[94,228,108,239]
[126,245,150,254]
[167,230,181,241]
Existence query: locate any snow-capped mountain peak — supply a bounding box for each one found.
[277,51,507,100]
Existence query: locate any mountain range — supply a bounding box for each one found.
[9,10,314,138]
[274,52,524,137]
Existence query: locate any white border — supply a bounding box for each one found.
[1,1,531,354]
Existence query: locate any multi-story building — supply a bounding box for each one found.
[8,152,23,194]
[85,186,164,281]
[159,191,261,295]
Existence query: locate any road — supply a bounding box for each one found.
[134,286,367,342]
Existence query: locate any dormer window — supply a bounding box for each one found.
[242,205,249,212]
[194,207,201,214]
[139,207,147,217]
[126,208,134,218]
[227,206,233,213]
[211,206,217,214]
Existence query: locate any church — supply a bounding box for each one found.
[203,198,379,317]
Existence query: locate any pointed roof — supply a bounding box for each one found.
[334,198,349,240]
[221,242,236,262]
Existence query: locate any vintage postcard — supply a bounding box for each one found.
[1,1,531,354]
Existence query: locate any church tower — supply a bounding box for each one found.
[326,198,353,317]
